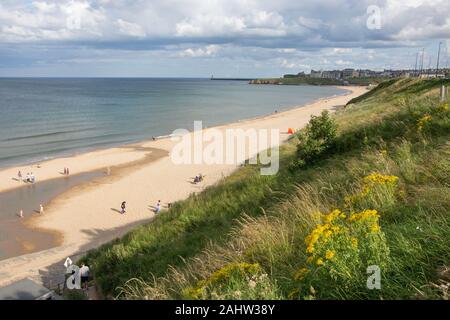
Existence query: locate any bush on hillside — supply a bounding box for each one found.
[290,110,337,170]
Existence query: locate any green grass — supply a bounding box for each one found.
[85,78,450,299]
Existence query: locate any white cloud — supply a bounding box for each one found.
[280,59,309,70]
[177,45,220,57]
[116,19,146,38]
[335,59,351,65]
[332,48,353,54]
[175,15,246,37]
[0,1,106,41]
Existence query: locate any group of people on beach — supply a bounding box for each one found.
[117,173,204,216]
[18,170,36,183]
[63,167,70,175]
[119,200,164,215]
[18,204,44,219]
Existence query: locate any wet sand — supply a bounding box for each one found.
[0,171,103,260]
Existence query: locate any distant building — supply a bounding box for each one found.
[420,73,445,79]
[322,70,342,79]
[342,68,359,78]
[310,70,322,78]
[358,69,379,78]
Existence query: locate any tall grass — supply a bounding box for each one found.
[85,78,450,299]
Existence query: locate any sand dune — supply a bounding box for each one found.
[0,86,367,287]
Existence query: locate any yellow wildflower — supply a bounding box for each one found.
[323,209,343,224]
[316,258,324,266]
[331,225,341,233]
[349,209,379,222]
[325,250,335,260]
[363,173,398,185]
[417,114,432,131]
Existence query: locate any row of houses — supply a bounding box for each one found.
[286,68,449,80]
[307,68,408,79]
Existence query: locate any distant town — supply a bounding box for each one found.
[284,67,450,80]
[248,67,450,86]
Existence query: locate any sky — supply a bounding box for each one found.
[0,0,449,77]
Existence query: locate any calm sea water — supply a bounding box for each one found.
[0,78,347,168]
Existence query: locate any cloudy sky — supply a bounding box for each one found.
[0,0,449,77]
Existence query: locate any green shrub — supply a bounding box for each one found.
[290,110,337,170]
[64,289,87,300]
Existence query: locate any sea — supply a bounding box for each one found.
[0,78,348,168]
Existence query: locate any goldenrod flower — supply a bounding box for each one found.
[417,114,432,131]
[316,258,324,266]
[363,173,398,185]
[325,250,335,260]
[331,225,341,233]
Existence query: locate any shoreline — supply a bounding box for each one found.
[0,85,367,287]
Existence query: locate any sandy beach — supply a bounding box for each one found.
[0,86,367,287]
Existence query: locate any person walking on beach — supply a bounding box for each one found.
[155,200,161,214]
[67,167,70,175]
[64,167,67,175]
[18,170,22,181]
[40,204,44,214]
[121,201,126,214]
[19,209,24,218]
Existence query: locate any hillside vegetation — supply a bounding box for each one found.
[85,78,450,300]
